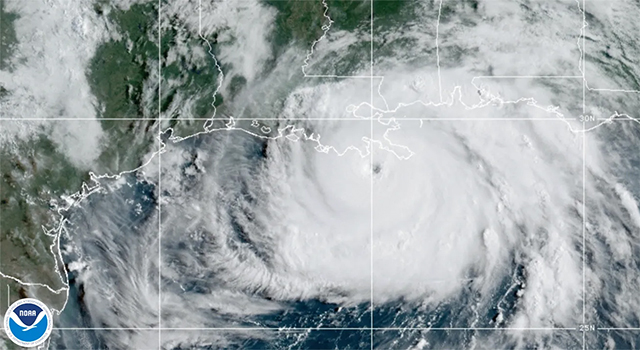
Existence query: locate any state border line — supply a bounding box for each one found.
[3,0,640,344]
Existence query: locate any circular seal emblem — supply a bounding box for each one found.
[3,298,53,347]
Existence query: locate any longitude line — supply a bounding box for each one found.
[158,0,163,347]
[0,0,3,312]
[0,0,601,342]
[581,0,587,349]
[369,0,374,349]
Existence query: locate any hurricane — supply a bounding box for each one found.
[2,0,640,349]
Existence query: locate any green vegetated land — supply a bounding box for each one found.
[0,1,421,316]
[266,0,372,76]
[0,133,85,314]
[264,0,415,76]
[0,2,162,313]
[0,0,18,71]
[2,1,161,253]
[0,1,68,317]
[159,12,224,137]
[88,1,160,173]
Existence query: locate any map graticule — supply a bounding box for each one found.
[0,0,640,349]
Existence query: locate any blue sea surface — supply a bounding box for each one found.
[47,134,594,349]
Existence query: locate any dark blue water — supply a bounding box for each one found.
[49,131,592,349]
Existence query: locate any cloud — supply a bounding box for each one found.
[0,0,108,167]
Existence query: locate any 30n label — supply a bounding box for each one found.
[579,115,596,122]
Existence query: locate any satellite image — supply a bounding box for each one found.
[1,0,640,349]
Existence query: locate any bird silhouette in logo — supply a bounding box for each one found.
[9,310,46,331]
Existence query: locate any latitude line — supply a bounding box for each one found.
[6,0,639,342]
[0,118,579,121]
[0,2,637,350]
[304,75,383,79]
[473,76,583,79]
[39,327,578,332]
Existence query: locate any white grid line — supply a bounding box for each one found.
[0,117,578,121]
[473,75,583,79]
[596,118,639,121]
[157,0,163,348]
[581,1,588,349]
[0,0,3,314]
[435,0,443,103]
[1,0,638,346]
[304,75,384,79]
[369,1,374,348]
[36,327,577,332]
[588,87,640,93]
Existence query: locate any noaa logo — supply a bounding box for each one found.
[3,298,53,347]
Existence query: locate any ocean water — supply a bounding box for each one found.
[48,122,594,348]
[2,0,639,349]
